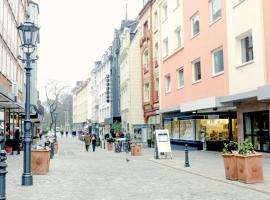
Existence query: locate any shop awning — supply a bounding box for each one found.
[219,85,270,104]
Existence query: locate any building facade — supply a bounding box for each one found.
[72,80,90,131]
[139,0,160,142]
[119,20,145,141]
[0,0,29,147]
[219,0,270,152]
[95,48,112,137]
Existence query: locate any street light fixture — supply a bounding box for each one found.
[18,21,39,186]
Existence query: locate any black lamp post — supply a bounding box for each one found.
[54,112,57,142]
[18,21,39,186]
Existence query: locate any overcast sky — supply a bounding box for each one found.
[35,0,142,100]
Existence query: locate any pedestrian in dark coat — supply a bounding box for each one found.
[91,134,96,152]
[13,127,20,155]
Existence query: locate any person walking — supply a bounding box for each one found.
[13,127,20,155]
[84,133,91,152]
[91,134,96,152]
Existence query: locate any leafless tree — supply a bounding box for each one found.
[45,80,67,130]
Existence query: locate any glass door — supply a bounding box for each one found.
[244,111,270,152]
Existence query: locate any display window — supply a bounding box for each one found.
[198,119,237,141]
[172,120,180,139]
[244,111,270,152]
[179,120,194,140]
[164,121,172,138]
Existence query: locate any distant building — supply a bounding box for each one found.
[72,80,90,131]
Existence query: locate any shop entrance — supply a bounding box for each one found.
[244,110,270,152]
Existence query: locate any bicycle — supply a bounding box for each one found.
[114,140,121,153]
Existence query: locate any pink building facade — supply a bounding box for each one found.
[158,0,270,152]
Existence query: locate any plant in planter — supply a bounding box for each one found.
[106,138,115,151]
[235,139,263,183]
[222,141,238,180]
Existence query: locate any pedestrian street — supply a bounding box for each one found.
[5,137,270,200]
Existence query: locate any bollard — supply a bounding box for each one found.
[154,144,159,159]
[184,144,190,167]
[50,141,54,159]
[0,150,8,200]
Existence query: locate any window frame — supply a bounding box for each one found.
[174,26,182,50]
[210,0,222,23]
[191,13,200,37]
[212,47,224,76]
[165,74,171,93]
[163,37,169,58]
[192,59,201,83]
[177,68,184,88]
[162,1,168,22]
[240,34,254,64]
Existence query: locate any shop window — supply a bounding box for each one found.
[180,120,194,140]
[164,120,172,138]
[244,111,270,152]
[172,120,180,139]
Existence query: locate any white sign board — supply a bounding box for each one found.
[155,129,172,157]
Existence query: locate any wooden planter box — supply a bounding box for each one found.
[31,149,50,175]
[107,143,113,151]
[54,143,58,154]
[222,154,238,180]
[235,153,263,184]
[131,144,141,156]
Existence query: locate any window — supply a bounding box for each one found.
[241,35,253,63]
[211,0,222,22]
[191,14,200,37]
[175,0,180,9]
[143,21,148,38]
[143,49,149,68]
[163,37,168,57]
[162,2,168,22]
[154,11,158,31]
[144,83,150,102]
[165,75,171,93]
[155,78,159,98]
[213,48,224,74]
[175,27,181,49]
[178,68,184,87]
[193,60,201,82]
[154,42,159,63]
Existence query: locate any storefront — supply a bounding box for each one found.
[163,111,237,151]
[236,101,270,153]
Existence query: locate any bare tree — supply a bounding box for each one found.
[45,80,67,130]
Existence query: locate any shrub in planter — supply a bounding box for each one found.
[222,141,238,180]
[236,139,263,183]
[106,138,115,151]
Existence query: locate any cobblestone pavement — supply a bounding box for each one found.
[4,137,270,200]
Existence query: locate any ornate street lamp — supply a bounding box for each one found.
[18,21,39,186]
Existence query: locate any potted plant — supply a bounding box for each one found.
[106,138,115,151]
[235,139,263,183]
[31,146,50,175]
[222,141,238,180]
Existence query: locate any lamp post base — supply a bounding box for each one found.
[22,174,33,186]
